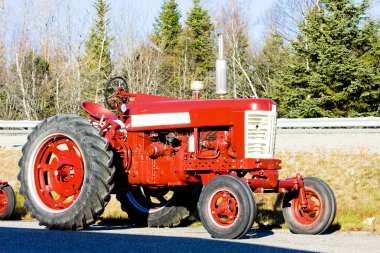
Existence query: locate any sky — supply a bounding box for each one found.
[3,0,380,56]
[108,0,275,33]
[60,0,276,49]
[3,0,276,52]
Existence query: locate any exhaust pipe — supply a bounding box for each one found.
[216,32,227,98]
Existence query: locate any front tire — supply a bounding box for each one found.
[0,185,16,220]
[198,175,257,239]
[282,177,336,234]
[18,115,115,230]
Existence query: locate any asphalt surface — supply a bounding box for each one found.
[0,221,379,253]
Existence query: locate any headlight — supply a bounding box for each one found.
[120,103,127,113]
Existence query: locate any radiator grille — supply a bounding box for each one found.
[245,107,277,158]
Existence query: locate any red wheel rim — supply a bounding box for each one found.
[0,190,8,214]
[210,190,238,227]
[292,189,322,224]
[33,135,84,210]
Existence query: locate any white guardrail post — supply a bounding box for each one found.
[0,117,380,134]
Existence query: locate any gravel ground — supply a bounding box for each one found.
[0,221,379,253]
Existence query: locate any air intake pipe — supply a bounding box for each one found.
[216,32,227,98]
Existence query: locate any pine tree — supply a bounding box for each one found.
[183,0,215,81]
[254,32,291,99]
[278,0,380,118]
[150,0,183,98]
[83,0,112,103]
[152,0,182,52]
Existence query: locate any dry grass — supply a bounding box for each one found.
[1,148,379,233]
[0,149,21,190]
[255,148,380,233]
[100,195,128,220]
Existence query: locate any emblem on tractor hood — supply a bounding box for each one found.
[131,112,191,128]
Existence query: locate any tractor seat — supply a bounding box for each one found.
[81,101,117,120]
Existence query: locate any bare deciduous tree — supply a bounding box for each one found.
[266,0,321,41]
[217,0,258,98]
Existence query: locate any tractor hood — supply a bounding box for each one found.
[126,93,276,131]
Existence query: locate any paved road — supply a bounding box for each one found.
[0,221,379,253]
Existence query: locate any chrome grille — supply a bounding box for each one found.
[245,106,277,158]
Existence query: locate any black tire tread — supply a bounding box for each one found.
[18,114,115,230]
[116,184,202,228]
[198,175,257,239]
[0,185,16,220]
[282,177,336,234]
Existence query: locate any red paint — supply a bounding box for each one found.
[33,135,84,210]
[126,95,275,131]
[81,101,117,120]
[292,189,322,224]
[81,90,309,205]
[210,191,238,226]
[0,187,8,215]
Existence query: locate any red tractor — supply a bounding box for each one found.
[18,34,336,239]
[0,181,15,220]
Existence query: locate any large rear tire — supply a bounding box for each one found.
[0,184,16,220]
[282,177,336,234]
[117,184,202,227]
[198,175,257,239]
[18,115,115,230]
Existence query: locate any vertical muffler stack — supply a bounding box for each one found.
[216,32,227,98]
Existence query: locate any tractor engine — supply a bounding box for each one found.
[126,128,234,186]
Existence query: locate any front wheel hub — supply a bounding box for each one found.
[210,191,238,226]
[293,190,322,224]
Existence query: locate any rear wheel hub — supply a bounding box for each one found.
[34,135,84,210]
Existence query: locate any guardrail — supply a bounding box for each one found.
[277,117,380,128]
[0,120,40,134]
[0,117,379,134]
[0,120,41,128]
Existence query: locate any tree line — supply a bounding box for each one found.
[0,0,379,120]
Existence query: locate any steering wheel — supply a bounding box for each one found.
[104,76,129,110]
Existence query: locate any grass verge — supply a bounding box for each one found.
[254,148,380,233]
[1,148,379,233]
